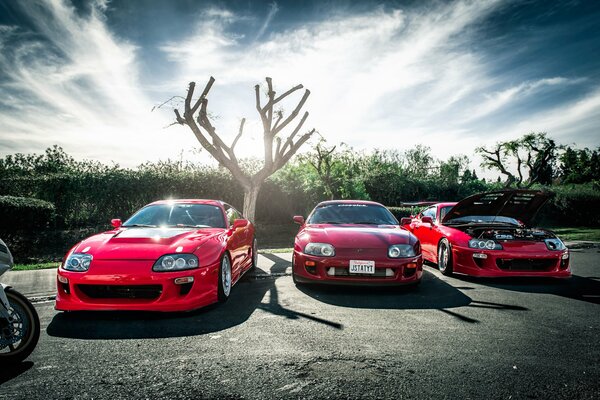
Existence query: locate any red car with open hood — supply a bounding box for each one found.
[55,199,256,312]
[402,190,570,278]
[292,200,423,286]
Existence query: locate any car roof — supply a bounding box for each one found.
[436,202,457,208]
[316,200,385,207]
[148,199,225,207]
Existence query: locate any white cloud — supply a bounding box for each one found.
[0,0,598,171]
[0,0,191,163]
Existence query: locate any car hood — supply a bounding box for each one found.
[72,227,225,260]
[441,189,552,226]
[301,225,415,247]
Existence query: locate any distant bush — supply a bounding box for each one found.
[386,206,415,221]
[0,195,56,230]
[537,184,600,227]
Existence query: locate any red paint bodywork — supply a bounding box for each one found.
[403,202,571,278]
[55,199,255,312]
[293,200,423,286]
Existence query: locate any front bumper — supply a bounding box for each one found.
[451,245,571,278]
[55,259,220,312]
[292,250,423,286]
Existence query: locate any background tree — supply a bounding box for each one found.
[172,76,315,222]
[301,140,368,200]
[559,146,600,184]
[476,132,557,187]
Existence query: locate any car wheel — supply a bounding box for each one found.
[291,254,303,286]
[218,253,232,303]
[250,237,258,271]
[437,239,454,276]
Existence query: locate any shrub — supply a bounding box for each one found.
[386,206,415,221]
[0,195,56,230]
[537,184,600,227]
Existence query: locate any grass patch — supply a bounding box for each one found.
[258,248,294,254]
[13,262,59,271]
[551,227,600,242]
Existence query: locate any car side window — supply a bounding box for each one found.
[422,207,436,219]
[224,205,243,226]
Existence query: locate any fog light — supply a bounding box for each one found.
[174,276,194,285]
[305,260,316,267]
[473,253,488,259]
[405,263,417,269]
[58,275,68,284]
[561,253,569,260]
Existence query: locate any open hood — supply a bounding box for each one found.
[441,190,552,226]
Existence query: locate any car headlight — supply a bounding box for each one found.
[545,238,566,251]
[304,243,335,257]
[468,239,503,250]
[153,254,199,272]
[63,253,93,272]
[388,244,417,258]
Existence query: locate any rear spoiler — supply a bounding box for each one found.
[396,201,438,207]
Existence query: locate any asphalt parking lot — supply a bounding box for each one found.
[1,249,599,399]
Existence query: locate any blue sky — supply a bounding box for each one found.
[0,0,599,169]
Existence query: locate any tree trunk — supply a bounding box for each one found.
[243,184,261,223]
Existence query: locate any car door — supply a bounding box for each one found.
[224,205,250,281]
[411,206,438,261]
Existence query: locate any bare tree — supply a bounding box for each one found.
[476,132,557,187]
[172,76,315,222]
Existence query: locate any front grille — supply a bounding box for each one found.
[78,284,162,299]
[329,267,391,278]
[496,258,555,272]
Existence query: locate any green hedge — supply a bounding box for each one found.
[0,195,55,230]
[537,184,600,227]
[386,207,415,221]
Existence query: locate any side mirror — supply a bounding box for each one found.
[111,219,122,228]
[421,216,433,224]
[293,216,305,225]
[400,217,412,225]
[232,219,248,229]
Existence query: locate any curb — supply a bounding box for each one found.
[565,241,600,249]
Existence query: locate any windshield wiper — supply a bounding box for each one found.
[173,224,211,228]
[353,221,382,225]
[122,224,157,228]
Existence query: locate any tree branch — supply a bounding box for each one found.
[231,118,246,151]
[273,89,310,136]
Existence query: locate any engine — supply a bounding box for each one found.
[465,227,556,241]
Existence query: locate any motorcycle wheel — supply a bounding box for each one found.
[0,288,40,364]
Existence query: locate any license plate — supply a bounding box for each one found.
[349,260,375,274]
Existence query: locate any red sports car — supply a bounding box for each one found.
[55,199,256,312]
[402,190,570,278]
[292,200,423,286]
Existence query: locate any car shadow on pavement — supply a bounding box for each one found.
[458,274,600,305]
[0,361,33,384]
[46,254,343,340]
[297,270,470,310]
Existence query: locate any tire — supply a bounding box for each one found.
[250,237,258,271]
[0,288,40,364]
[291,254,303,286]
[217,253,232,303]
[437,239,454,276]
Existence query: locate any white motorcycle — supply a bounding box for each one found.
[0,238,40,363]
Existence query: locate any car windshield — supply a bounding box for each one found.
[123,204,226,228]
[307,203,398,225]
[444,215,521,226]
